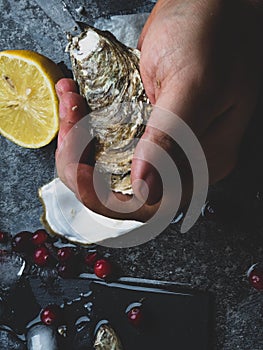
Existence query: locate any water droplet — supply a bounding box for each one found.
[75,315,90,332]
[170,211,184,224]
[84,301,93,313]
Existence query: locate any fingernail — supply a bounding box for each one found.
[55,83,63,98]
[132,179,149,203]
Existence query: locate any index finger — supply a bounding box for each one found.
[55,78,88,148]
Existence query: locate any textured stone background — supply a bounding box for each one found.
[1,1,263,349]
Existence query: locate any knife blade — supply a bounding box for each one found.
[34,0,83,35]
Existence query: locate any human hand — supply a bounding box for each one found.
[55,0,262,222]
[133,0,262,204]
[55,78,162,222]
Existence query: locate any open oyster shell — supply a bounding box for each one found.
[39,178,143,245]
[67,25,151,194]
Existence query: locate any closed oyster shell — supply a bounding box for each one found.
[67,25,151,194]
[94,324,123,350]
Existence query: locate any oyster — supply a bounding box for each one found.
[67,25,151,194]
[39,178,143,245]
[94,324,123,350]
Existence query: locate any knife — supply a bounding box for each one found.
[34,0,84,36]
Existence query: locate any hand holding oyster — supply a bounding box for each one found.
[39,24,156,245]
[67,25,151,195]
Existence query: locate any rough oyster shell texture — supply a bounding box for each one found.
[94,324,123,350]
[68,25,151,194]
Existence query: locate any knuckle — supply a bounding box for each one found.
[143,126,174,152]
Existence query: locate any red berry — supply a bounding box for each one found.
[0,231,9,243]
[94,258,112,279]
[57,263,79,278]
[40,304,62,326]
[127,307,143,327]
[32,229,48,245]
[11,231,33,253]
[248,264,263,291]
[34,246,51,266]
[84,252,98,267]
[57,247,74,262]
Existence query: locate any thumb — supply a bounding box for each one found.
[131,102,179,205]
[131,95,202,206]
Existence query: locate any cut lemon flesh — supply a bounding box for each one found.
[0,50,63,148]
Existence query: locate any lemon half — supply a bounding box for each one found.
[0,50,63,148]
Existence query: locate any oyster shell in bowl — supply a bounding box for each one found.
[67,25,151,194]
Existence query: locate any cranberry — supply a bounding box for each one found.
[40,304,62,326]
[0,231,9,243]
[33,246,51,266]
[11,231,33,253]
[32,229,48,245]
[127,307,143,327]
[247,264,263,291]
[94,258,113,279]
[57,263,79,278]
[57,247,74,262]
[84,252,98,267]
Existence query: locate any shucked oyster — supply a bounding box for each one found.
[67,25,151,194]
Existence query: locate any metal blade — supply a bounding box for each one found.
[34,0,82,35]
